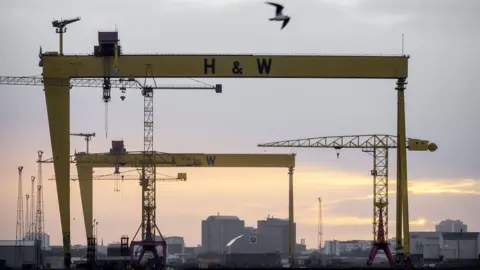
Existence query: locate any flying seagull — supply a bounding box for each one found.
[266,2,290,30]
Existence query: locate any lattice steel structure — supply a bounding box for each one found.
[258,134,436,266]
[35,150,46,250]
[0,76,218,90]
[15,166,25,267]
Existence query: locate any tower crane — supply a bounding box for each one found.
[15,166,24,267]
[70,133,95,153]
[51,17,81,55]
[2,74,221,267]
[25,194,30,240]
[318,197,323,251]
[35,150,46,251]
[258,134,438,266]
[129,77,220,268]
[29,176,36,240]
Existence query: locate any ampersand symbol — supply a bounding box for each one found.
[232,61,243,75]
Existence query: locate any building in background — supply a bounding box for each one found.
[165,236,185,255]
[435,219,468,233]
[409,231,480,261]
[257,217,295,255]
[410,231,443,259]
[0,240,42,267]
[23,233,51,250]
[324,240,340,256]
[201,214,245,254]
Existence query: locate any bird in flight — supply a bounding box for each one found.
[266,2,290,30]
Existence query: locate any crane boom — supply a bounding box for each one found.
[258,134,437,151]
[258,134,437,266]
[0,76,221,91]
[48,173,187,181]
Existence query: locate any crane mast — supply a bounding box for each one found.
[29,176,36,240]
[318,197,323,251]
[35,150,46,251]
[51,17,81,55]
[15,166,24,267]
[25,194,30,240]
[128,80,220,268]
[258,134,437,266]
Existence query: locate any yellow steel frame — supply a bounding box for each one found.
[42,152,295,248]
[42,51,409,265]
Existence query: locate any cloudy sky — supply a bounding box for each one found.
[0,0,478,249]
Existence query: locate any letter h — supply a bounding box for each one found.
[204,58,216,74]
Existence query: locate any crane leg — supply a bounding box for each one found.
[288,167,295,267]
[78,165,94,239]
[44,78,71,268]
[395,78,412,267]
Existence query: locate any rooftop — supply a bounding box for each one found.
[0,240,37,247]
[206,215,240,221]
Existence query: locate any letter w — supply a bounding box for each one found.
[256,58,272,74]
[205,156,216,166]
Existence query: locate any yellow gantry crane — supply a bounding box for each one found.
[1,74,221,266]
[258,134,437,265]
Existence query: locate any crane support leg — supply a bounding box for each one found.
[395,78,412,266]
[78,165,94,238]
[44,78,71,267]
[288,167,295,267]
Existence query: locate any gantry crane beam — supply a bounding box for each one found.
[39,152,295,258]
[258,134,437,266]
[47,173,187,181]
[2,25,409,267]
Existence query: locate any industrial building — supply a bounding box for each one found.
[164,236,185,255]
[324,240,341,256]
[435,219,468,233]
[324,240,371,256]
[0,240,42,268]
[201,214,245,254]
[257,217,295,255]
[409,231,480,261]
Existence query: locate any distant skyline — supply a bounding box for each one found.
[0,0,479,249]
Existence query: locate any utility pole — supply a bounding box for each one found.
[71,133,95,153]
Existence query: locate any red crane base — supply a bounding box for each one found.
[130,240,167,268]
[367,242,394,266]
